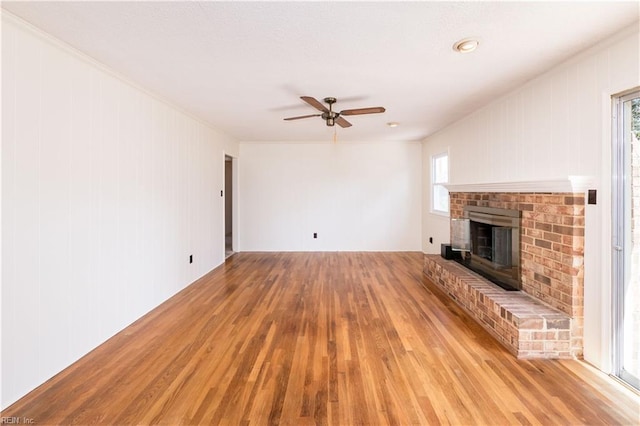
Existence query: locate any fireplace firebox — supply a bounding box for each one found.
[451,206,521,291]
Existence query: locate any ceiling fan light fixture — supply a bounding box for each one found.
[453,38,479,53]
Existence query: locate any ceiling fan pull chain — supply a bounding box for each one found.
[333,127,337,144]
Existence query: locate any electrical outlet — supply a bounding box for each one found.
[313,233,317,239]
[429,237,433,244]
[189,255,193,264]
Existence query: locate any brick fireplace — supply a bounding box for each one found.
[424,188,586,358]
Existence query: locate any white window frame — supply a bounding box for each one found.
[612,90,640,391]
[431,151,449,216]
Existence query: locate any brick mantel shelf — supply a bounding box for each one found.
[444,176,594,193]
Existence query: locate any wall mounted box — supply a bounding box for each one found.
[441,244,462,260]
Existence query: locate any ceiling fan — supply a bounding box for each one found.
[284,96,385,128]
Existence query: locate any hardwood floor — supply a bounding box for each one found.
[2,252,638,425]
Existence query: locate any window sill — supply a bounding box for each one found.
[430,210,450,218]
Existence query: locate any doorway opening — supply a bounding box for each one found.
[225,155,234,259]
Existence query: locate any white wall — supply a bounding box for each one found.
[422,25,640,371]
[1,14,238,408]
[239,142,422,251]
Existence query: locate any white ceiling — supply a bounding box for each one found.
[2,1,639,142]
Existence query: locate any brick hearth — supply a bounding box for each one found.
[425,191,585,358]
[424,256,572,358]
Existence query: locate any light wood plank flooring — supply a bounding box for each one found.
[2,252,638,425]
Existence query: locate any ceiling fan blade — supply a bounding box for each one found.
[301,96,329,113]
[335,116,352,128]
[284,114,322,121]
[340,107,386,116]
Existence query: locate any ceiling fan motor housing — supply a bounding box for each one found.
[323,97,337,126]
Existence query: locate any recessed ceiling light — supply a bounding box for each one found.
[453,38,479,53]
[387,122,399,128]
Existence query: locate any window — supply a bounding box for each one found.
[432,152,449,214]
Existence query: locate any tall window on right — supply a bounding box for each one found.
[612,90,640,391]
[432,152,449,215]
